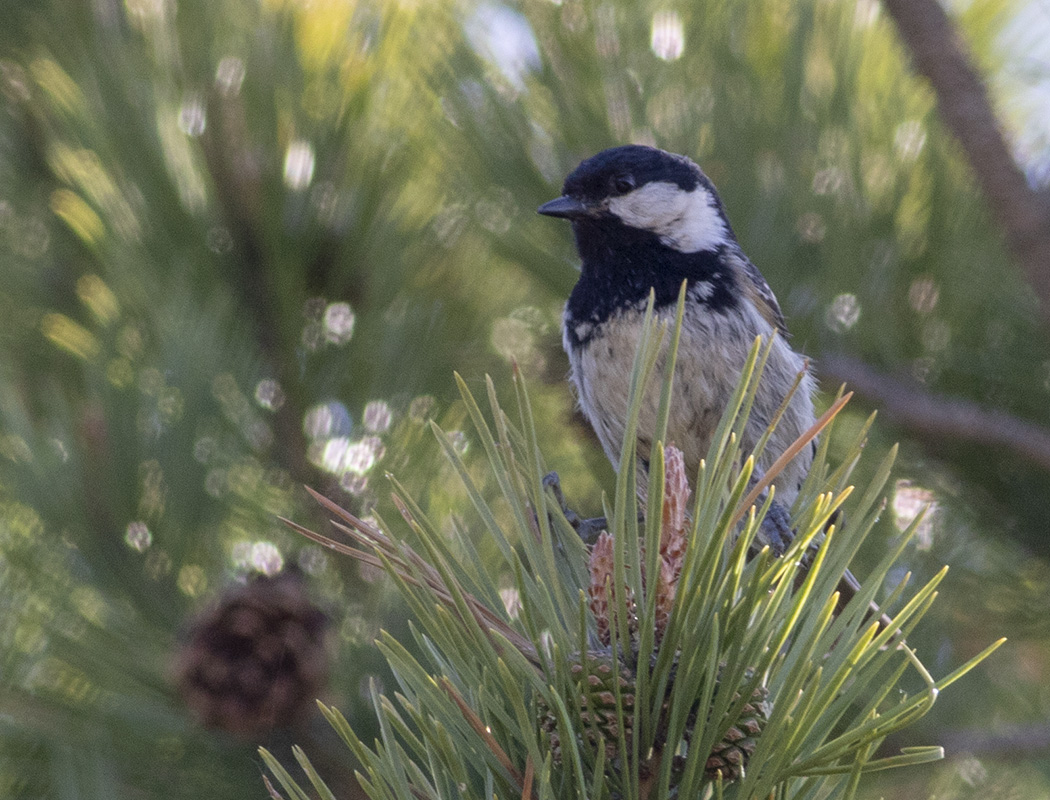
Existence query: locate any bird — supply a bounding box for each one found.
[537,145,901,634]
[538,144,815,552]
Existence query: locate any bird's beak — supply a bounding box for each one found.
[537,195,588,219]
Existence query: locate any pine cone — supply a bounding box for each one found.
[540,652,769,787]
[538,651,636,766]
[650,665,769,784]
[562,447,769,785]
[173,569,329,738]
[588,446,690,649]
[692,680,770,783]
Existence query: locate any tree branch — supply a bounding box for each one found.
[885,719,1050,762]
[881,0,1050,319]
[201,90,316,486]
[939,720,1050,759]
[820,355,1050,473]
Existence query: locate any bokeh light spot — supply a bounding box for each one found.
[465,5,540,89]
[500,587,522,620]
[812,167,844,196]
[193,436,217,464]
[298,546,328,576]
[145,548,172,579]
[340,473,369,495]
[796,212,826,243]
[304,401,351,439]
[283,140,316,190]
[124,521,152,552]
[177,564,207,597]
[491,313,546,373]
[908,277,940,314]
[177,95,206,137]
[892,480,938,550]
[410,395,435,421]
[363,400,393,433]
[204,467,226,497]
[106,357,134,388]
[825,293,860,332]
[76,274,119,324]
[158,387,185,423]
[215,56,245,95]
[255,379,286,411]
[475,187,515,234]
[921,319,951,352]
[322,301,355,345]
[42,313,99,360]
[72,586,107,626]
[250,541,284,575]
[894,120,927,162]
[651,11,684,61]
[319,436,383,475]
[448,430,469,455]
[51,189,105,245]
[0,434,33,464]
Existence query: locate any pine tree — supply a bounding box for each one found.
[265,324,1001,800]
[0,0,1044,796]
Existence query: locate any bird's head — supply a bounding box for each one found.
[538,145,735,254]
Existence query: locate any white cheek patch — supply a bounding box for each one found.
[607,181,728,253]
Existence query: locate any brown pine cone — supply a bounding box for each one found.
[173,569,329,738]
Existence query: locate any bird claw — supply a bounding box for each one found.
[542,471,607,545]
[757,499,795,557]
[573,517,610,545]
[542,471,579,526]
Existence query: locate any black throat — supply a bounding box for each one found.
[565,215,736,348]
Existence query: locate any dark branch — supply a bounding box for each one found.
[201,91,316,486]
[881,0,1050,320]
[925,721,1050,761]
[880,718,1050,764]
[820,355,1050,473]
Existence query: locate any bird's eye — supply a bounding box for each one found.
[612,175,635,195]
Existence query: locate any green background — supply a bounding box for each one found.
[1,0,1048,796]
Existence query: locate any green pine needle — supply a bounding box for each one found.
[271,302,1003,800]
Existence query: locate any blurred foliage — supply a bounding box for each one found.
[0,0,1048,796]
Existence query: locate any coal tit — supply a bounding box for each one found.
[539,145,816,547]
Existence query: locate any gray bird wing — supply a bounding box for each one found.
[725,249,788,335]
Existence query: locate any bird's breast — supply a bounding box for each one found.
[564,298,815,503]
[565,302,738,472]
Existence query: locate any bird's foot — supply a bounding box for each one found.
[752,491,795,557]
[542,471,608,545]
